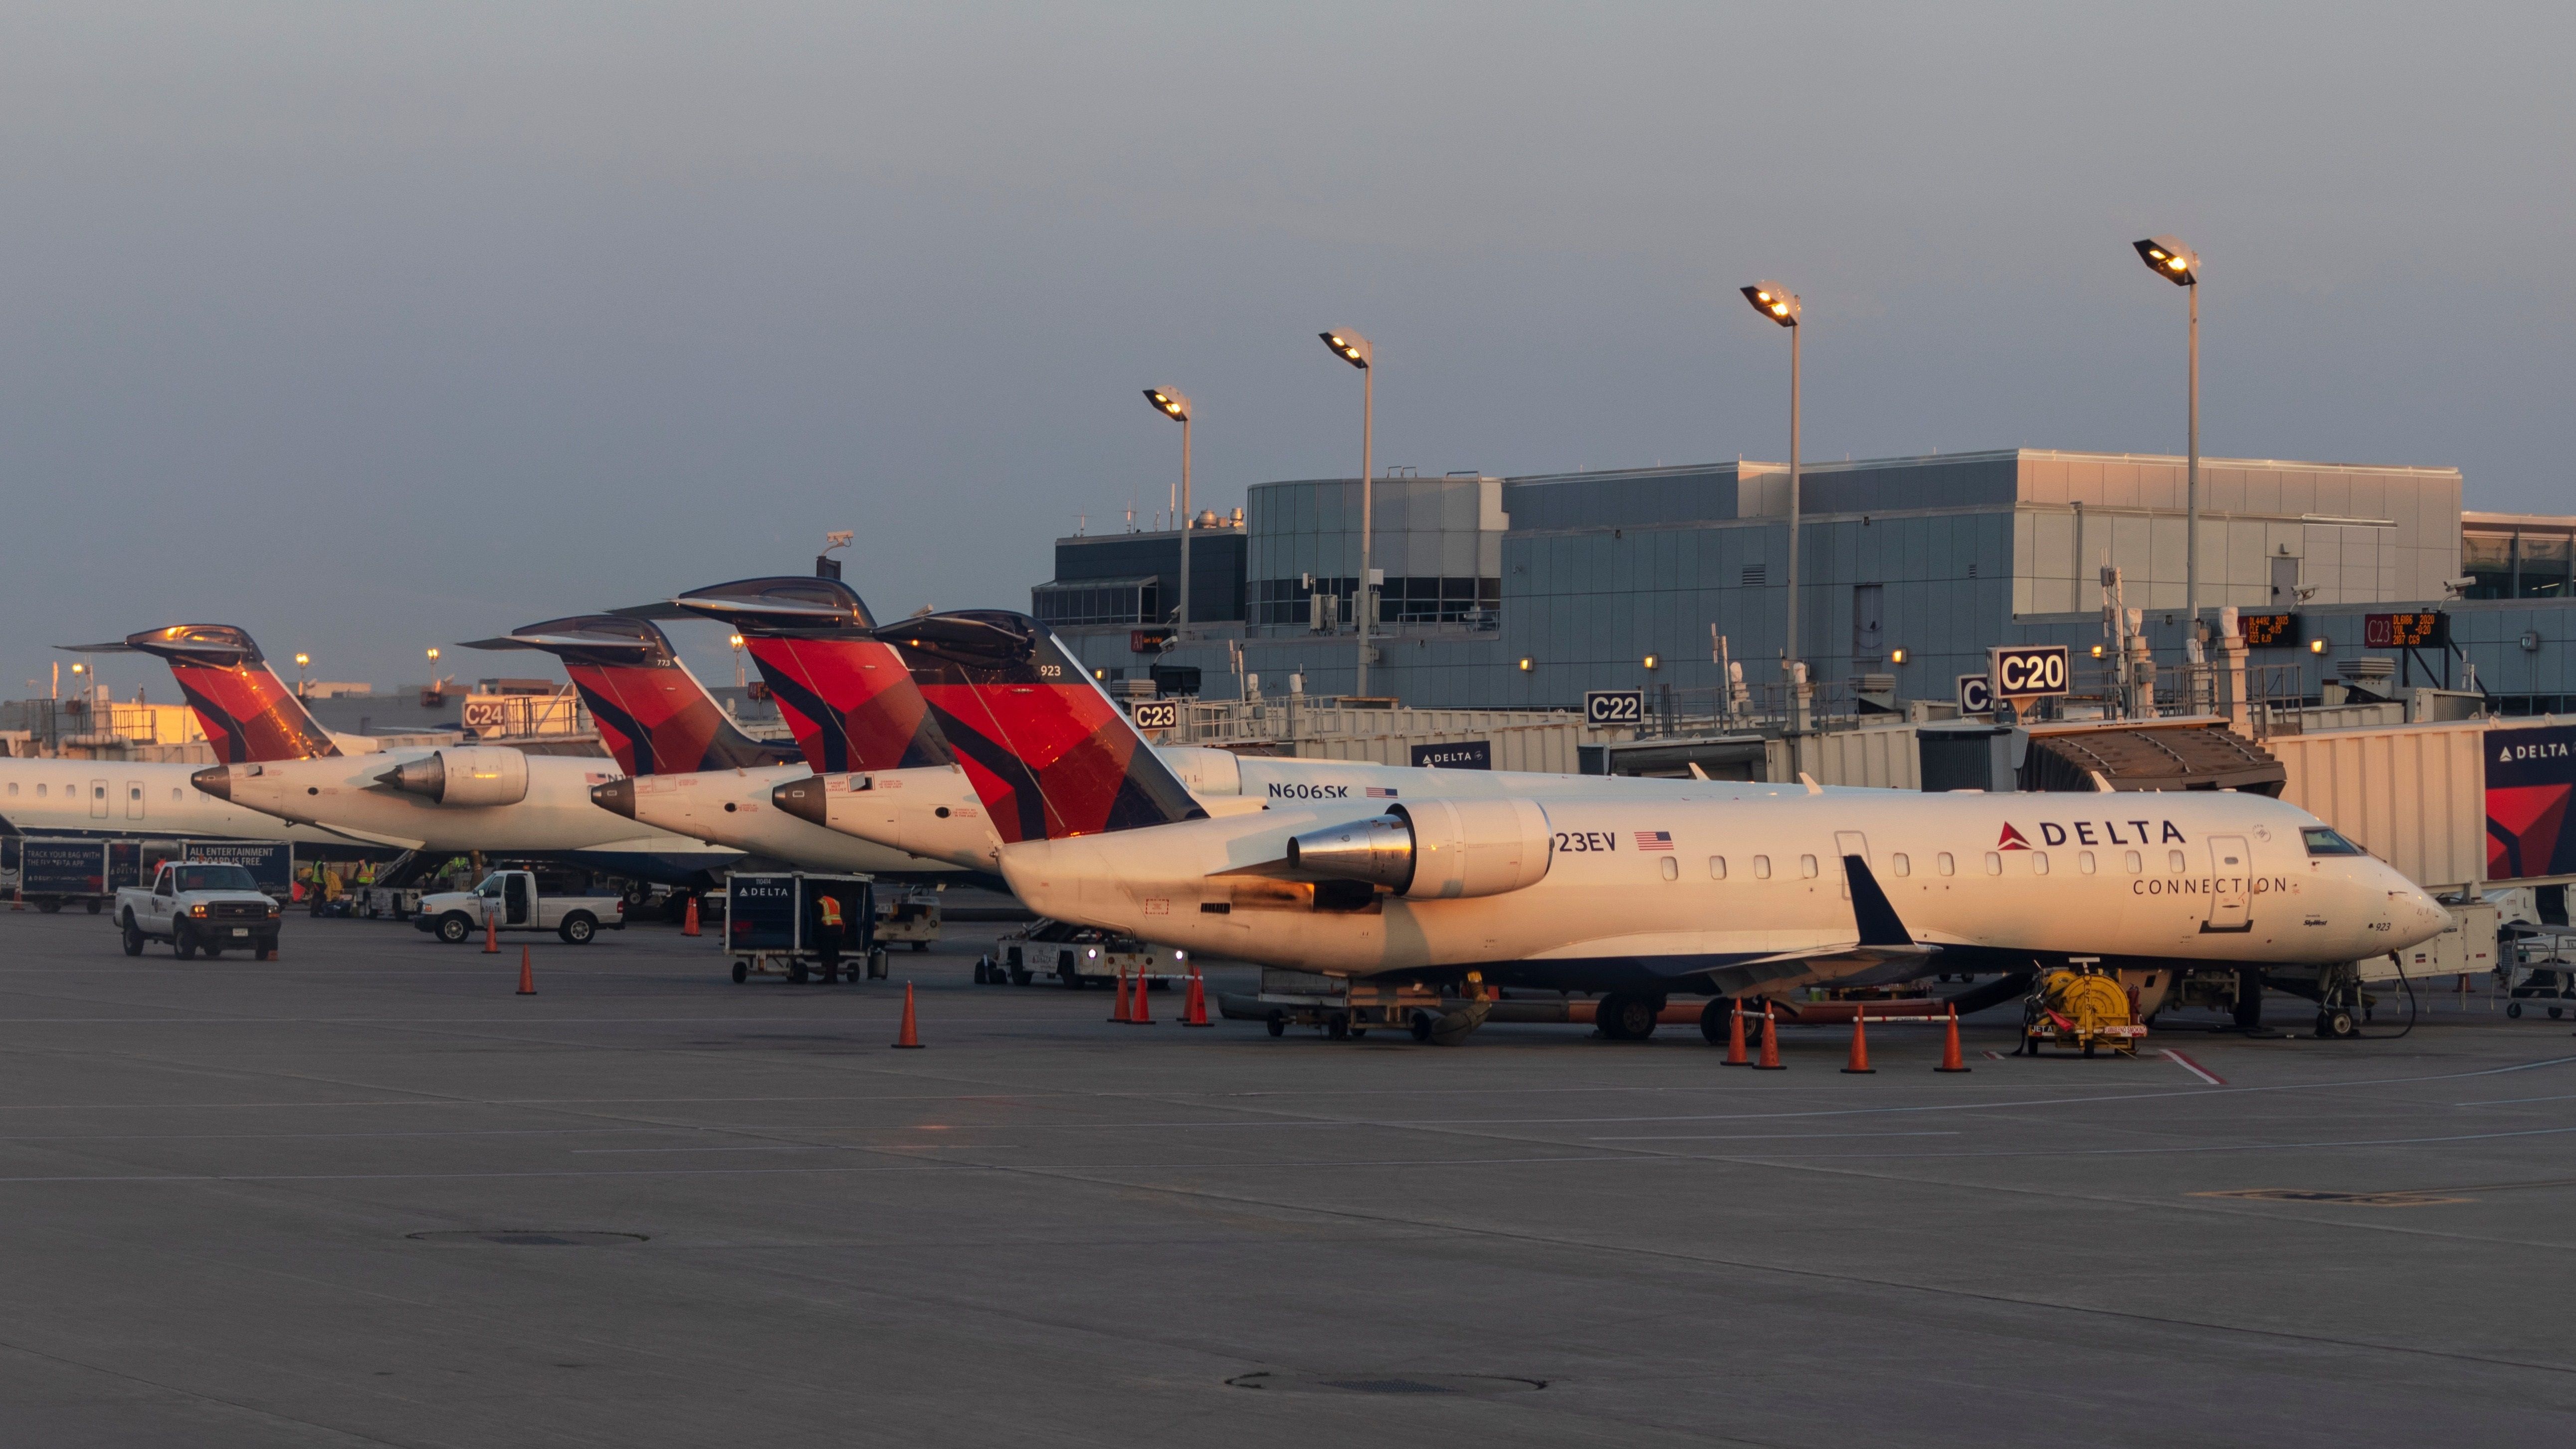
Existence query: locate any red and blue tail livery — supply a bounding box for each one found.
[877,610,1204,844]
[671,576,952,776]
[113,624,340,764]
[473,615,797,776]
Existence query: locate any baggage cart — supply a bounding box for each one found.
[724,873,877,984]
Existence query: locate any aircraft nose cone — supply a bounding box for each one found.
[190,765,231,801]
[772,775,828,827]
[589,777,635,819]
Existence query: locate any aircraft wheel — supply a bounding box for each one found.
[1597,993,1658,1041]
[2551,1007,2565,1021]
[1699,999,1734,1045]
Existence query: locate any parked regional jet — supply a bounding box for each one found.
[881,610,2452,1039]
[106,624,737,877]
[472,613,970,880]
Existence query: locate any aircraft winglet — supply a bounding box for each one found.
[1844,855,1912,947]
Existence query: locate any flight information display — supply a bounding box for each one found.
[2239,612,2300,648]
[2364,612,2448,648]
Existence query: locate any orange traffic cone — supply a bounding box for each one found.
[9,886,22,911]
[892,981,923,1048]
[1131,968,1157,1025]
[516,945,535,996]
[1182,966,1211,1027]
[1723,998,1750,1065]
[482,910,499,954]
[1753,1003,1784,1070]
[1936,1004,1971,1073]
[1109,966,1132,1023]
[1841,1011,1876,1074]
[682,895,701,937]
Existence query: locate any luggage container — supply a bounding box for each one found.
[723,873,876,984]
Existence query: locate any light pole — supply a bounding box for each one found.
[729,634,747,690]
[293,653,311,698]
[1740,283,1802,678]
[2134,236,2201,623]
[1143,387,1193,632]
[1320,330,1374,696]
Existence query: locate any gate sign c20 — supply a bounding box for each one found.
[1956,674,1993,715]
[1585,689,1645,726]
[1130,700,1180,730]
[1987,645,2070,703]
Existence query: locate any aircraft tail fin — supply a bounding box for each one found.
[104,625,341,763]
[877,610,1204,844]
[671,576,955,776]
[470,614,797,776]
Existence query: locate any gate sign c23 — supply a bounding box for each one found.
[1987,645,2070,703]
[1130,700,1180,730]
[1585,689,1645,726]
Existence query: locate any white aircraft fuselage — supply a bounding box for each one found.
[0,756,344,845]
[192,749,725,859]
[588,764,966,877]
[998,788,2450,996]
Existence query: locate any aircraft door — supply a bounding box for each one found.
[504,874,532,925]
[1833,831,1869,899]
[89,779,109,820]
[125,780,145,821]
[2204,835,2252,933]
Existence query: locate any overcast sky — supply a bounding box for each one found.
[4,1,2569,698]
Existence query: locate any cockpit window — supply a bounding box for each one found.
[2302,827,2366,857]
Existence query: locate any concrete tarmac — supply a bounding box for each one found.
[2,907,2572,1446]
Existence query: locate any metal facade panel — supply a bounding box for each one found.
[2272,721,2487,891]
[1810,725,1921,788]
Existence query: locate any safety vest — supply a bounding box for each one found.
[817,896,842,928]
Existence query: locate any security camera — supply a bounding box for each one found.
[2441,575,2476,598]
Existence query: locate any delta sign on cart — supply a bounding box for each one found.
[2488,723,2576,883]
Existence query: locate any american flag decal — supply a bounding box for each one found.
[1366,786,1398,798]
[1635,830,1674,851]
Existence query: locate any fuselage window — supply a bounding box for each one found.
[1984,852,2003,875]
[2169,850,2187,871]
[1659,856,1679,881]
[1753,855,1772,880]
[4,782,14,796]
[1891,852,1910,877]
[2079,851,2096,874]
[34,783,46,797]
[2125,850,2142,874]
[1937,852,1955,876]
[1707,856,1726,880]
[2032,852,2050,875]
[171,788,183,801]
[1799,854,1818,878]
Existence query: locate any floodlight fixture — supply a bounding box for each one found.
[1319,330,1372,368]
[2133,235,2199,286]
[1740,282,1801,327]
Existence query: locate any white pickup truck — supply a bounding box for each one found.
[414,869,627,945]
[115,861,283,960]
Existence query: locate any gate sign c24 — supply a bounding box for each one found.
[1585,689,1645,725]
[1130,700,1180,730]
[1987,645,2070,702]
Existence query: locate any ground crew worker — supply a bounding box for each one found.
[815,893,845,981]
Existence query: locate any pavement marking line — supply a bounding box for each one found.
[2162,1049,2226,1086]
[1587,1131,1962,1142]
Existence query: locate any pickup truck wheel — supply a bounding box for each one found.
[559,913,596,945]
[435,913,473,944]
[120,913,145,957]
[173,925,198,960]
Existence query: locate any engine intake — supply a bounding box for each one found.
[376,747,530,807]
[1286,799,1551,900]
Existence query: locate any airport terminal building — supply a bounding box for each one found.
[1039,448,2576,716]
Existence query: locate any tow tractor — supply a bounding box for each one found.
[984,919,1185,988]
[874,887,942,953]
[2505,924,2576,1019]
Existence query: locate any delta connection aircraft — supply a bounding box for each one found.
[472,612,971,881]
[93,625,740,878]
[646,576,1868,876]
[870,610,2450,1042]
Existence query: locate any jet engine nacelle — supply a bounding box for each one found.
[1286,798,1551,900]
[376,747,530,807]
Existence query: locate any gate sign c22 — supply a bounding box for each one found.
[1585,689,1645,726]
[1987,645,2070,703]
